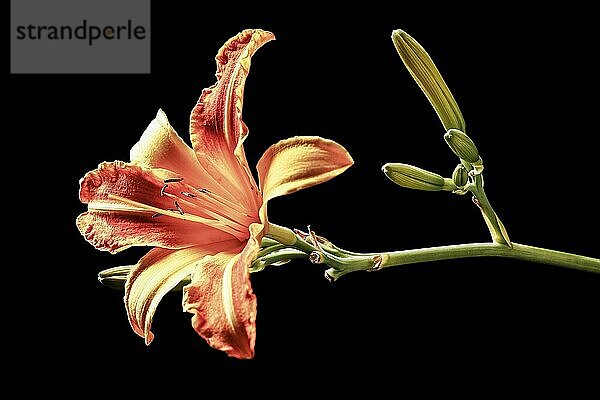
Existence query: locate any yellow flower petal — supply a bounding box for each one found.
[124,241,239,345]
[256,136,354,202]
[130,110,198,176]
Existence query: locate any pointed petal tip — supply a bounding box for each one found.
[144,332,154,346]
[155,108,168,121]
[345,148,355,167]
[391,29,405,38]
[243,28,275,41]
[97,273,105,284]
[235,348,255,360]
[257,28,275,41]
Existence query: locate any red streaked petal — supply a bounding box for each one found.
[183,224,263,359]
[190,29,274,213]
[77,161,237,253]
[124,241,239,345]
[76,211,236,253]
[257,136,354,201]
[80,161,175,207]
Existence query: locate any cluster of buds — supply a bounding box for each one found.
[386,29,510,247]
[384,30,485,194]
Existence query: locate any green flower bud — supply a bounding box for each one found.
[98,265,191,291]
[444,129,480,163]
[98,265,132,290]
[382,163,456,191]
[391,29,465,132]
[452,164,469,187]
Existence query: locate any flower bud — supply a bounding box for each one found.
[98,265,132,290]
[444,129,480,163]
[452,164,469,187]
[382,163,456,191]
[391,29,465,132]
[98,265,191,291]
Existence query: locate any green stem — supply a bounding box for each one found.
[268,223,599,279]
[250,248,308,272]
[382,242,600,273]
[256,243,287,259]
[471,174,512,247]
[266,223,373,257]
[324,241,599,281]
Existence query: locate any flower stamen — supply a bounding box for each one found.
[181,191,198,199]
[103,194,247,239]
[163,177,184,183]
[174,200,184,215]
[160,186,253,235]
[198,187,257,219]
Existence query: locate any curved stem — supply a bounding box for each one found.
[250,248,308,272]
[382,242,600,274]
[256,243,287,259]
[267,223,599,278]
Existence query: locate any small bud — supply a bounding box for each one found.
[382,163,456,192]
[391,29,465,132]
[98,265,133,290]
[452,164,469,187]
[98,265,191,291]
[444,129,480,163]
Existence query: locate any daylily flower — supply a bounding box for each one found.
[76,29,353,359]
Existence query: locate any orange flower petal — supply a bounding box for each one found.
[124,241,239,345]
[257,136,354,202]
[77,161,236,253]
[190,29,275,213]
[183,227,262,359]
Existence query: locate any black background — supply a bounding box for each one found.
[11,2,599,389]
